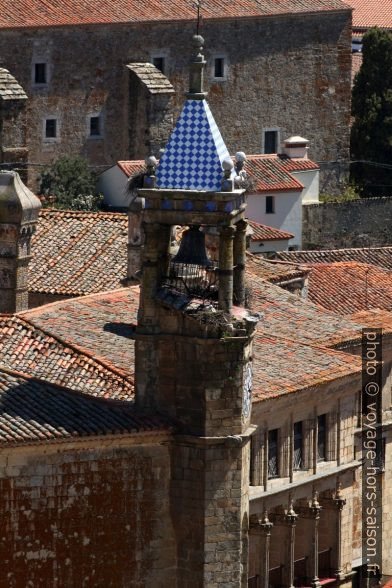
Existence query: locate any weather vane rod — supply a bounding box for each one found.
[195,0,202,35]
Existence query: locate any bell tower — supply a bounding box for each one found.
[135,35,259,587]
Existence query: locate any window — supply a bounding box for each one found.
[293,421,303,470]
[152,56,165,73]
[375,438,385,473]
[214,57,225,78]
[89,116,101,137]
[317,414,327,462]
[265,195,275,214]
[268,429,279,478]
[34,63,47,85]
[45,118,57,139]
[264,130,278,154]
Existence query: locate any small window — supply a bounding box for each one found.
[152,56,165,73]
[268,429,279,479]
[89,116,101,137]
[214,57,225,79]
[317,414,327,462]
[265,195,275,214]
[34,63,47,85]
[264,130,278,154]
[293,421,303,470]
[45,118,57,139]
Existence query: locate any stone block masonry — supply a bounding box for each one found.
[303,197,392,249]
[0,9,351,191]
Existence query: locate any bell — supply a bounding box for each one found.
[172,226,212,267]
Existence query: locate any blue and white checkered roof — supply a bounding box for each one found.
[156,99,231,192]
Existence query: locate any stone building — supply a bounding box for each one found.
[0,0,352,191]
[0,33,392,588]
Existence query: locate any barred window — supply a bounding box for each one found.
[268,429,279,478]
[317,414,327,462]
[293,421,304,470]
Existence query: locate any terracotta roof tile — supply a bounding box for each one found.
[277,246,392,270]
[247,219,294,242]
[348,308,392,332]
[0,0,351,30]
[252,334,362,402]
[246,252,308,284]
[347,0,392,30]
[30,209,128,296]
[306,262,392,315]
[0,315,134,400]
[244,154,318,193]
[0,367,170,447]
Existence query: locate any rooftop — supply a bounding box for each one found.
[246,253,308,284]
[243,154,318,193]
[346,0,392,30]
[30,209,128,296]
[0,367,169,447]
[0,0,351,30]
[306,262,392,315]
[126,63,175,94]
[247,219,294,242]
[0,315,134,400]
[276,246,392,270]
[348,308,392,331]
[0,68,27,100]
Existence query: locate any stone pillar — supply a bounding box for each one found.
[233,219,247,306]
[333,486,347,581]
[298,494,322,588]
[273,503,298,588]
[250,511,274,588]
[0,171,41,313]
[219,225,235,312]
[127,195,144,282]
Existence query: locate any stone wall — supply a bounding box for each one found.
[0,438,176,588]
[0,10,351,190]
[302,198,392,249]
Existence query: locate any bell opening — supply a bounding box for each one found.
[161,226,219,300]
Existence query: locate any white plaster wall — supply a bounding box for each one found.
[249,239,290,254]
[246,191,302,249]
[291,169,319,204]
[97,166,129,209]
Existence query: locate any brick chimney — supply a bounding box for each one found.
[0,171,41,313]
[283,136,309,159]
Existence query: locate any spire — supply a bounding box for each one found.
[186,34,207,100]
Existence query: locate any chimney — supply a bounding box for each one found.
[0,171,41,313]
[283,136,309,159]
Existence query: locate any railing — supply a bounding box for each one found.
[294,556,308,586]
[269,564,284,587]
[248,575,260,588]
[319,548,333,579]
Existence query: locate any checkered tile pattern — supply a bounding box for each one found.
[156,99,231,191]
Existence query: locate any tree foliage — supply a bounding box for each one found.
[351,28,392,196]
[39,155,103,210]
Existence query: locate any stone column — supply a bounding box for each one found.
[233,219,247,306]
[273,502,298,588]
[333,485,346,581]
[250,511,274,588]
[218,225,235,312]
[298,494,322,588]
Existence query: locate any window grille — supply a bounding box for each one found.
[281,423,291,477]
[250,427,264,486]
[293,421,303,470]
[317,414,327,462]
[326,411,338,461]
[268,429,279,478]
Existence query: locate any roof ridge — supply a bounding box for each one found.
[39,208,127,219]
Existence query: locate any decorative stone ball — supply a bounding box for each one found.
[222,157,234,172]
[145,155,158,168]
[192,34,204,48]
[235,151,247,163]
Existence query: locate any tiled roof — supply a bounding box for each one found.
[306,262,392,315]
[126,63,174,94]
[352,52,363,83]
[0,367,170,447]
[246,252,309,284]
[30,209,128,296]
[20,288,140,377]
[348,309,392,332]
[156,99,232,192]
[0,315,134,400]
[0,68,27,100]
[243,154,318,193]
[0,0,351,30]
[247,219,294,242]
[252,334,362,402]
[347,0,392,30]
[276,247,392,270]
[117,160,145,178]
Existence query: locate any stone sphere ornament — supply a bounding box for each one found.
[222,157,234,172]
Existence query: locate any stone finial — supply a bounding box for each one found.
[222,157,234,192]
[186,34,207,100]
[0,171,41,313]
[143,155,158,188]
